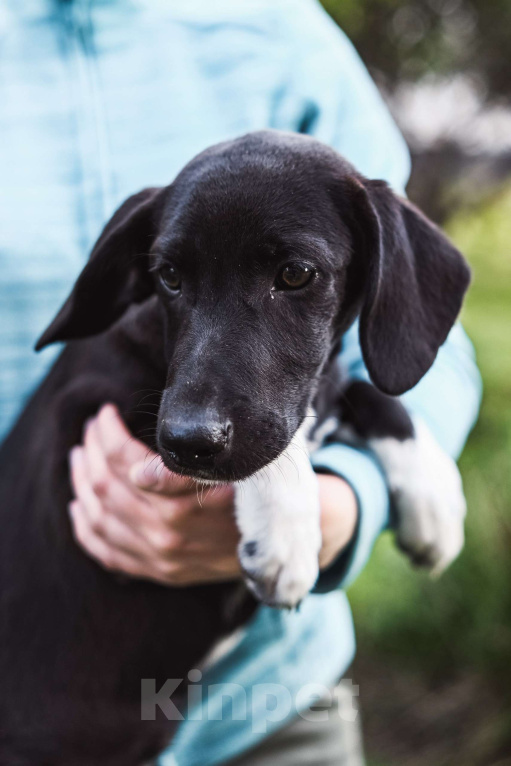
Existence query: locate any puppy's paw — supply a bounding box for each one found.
[238,518,321,609]
[371,418,466,574]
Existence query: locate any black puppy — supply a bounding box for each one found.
[0,131,470,764]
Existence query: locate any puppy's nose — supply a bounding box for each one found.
[159,417,232,468]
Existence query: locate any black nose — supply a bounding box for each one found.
[158,416,232,469]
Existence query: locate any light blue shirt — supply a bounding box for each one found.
[0,2,482,764]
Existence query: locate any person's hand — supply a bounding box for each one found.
[69,405,240,585]
[69,405,358,586]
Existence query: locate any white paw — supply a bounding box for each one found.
[371,418,466,574]
[234,422,322,608]
[238,510,321,609]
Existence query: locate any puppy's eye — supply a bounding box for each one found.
[159,266,181,292]
[275,263,315,291]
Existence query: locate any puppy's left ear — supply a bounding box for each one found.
[345,178,470,396]
[36,187,167,350]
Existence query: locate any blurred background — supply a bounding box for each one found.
[318,1,511,764]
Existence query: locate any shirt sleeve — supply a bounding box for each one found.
[283,2,482,590]
[285,0,411,195]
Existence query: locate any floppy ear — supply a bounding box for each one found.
[345,178,470,396]
[35,187,166,350]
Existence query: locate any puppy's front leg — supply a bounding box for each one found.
[369,417,466,574]
[339,381,466,574]
[234,421,322,608]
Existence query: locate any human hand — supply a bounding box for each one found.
[69,405,358,586]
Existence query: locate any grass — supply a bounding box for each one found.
[348,188,511,763]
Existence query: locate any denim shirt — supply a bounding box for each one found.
[0,2,482,764]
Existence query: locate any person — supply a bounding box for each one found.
[0,1,482,764]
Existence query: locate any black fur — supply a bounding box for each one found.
[0,131,470,764]
[337,380,415,442]
[0,300,257,765]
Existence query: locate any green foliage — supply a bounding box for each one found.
[349,188,511,688]
[320,0,511,101]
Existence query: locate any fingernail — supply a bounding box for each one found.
[69,446,82,471]
[103,403,122,423]
[130,461,159,488]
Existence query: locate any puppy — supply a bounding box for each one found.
[0,130,470,764]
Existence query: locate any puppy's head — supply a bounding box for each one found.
[37,131,470,481]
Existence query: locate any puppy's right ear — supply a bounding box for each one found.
[35,187,166,350]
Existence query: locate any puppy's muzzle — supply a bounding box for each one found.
[158,415,232,472]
